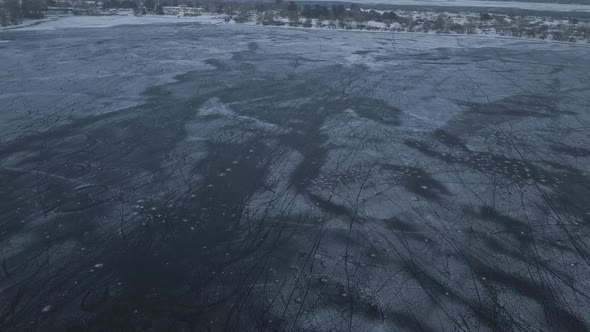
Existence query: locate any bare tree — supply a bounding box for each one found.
[0,6,8,26]
[4,0,22,25]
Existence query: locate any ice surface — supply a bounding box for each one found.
[1,19,590,331]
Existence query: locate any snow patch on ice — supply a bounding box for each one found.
[199,98,279,130]
[199,97,234,117]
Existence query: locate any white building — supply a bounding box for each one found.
[162,5,202,17]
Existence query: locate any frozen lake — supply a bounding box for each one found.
[1,19,590,331]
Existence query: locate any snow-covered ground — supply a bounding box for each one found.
[0,17,57,31]
[8,14,225,31]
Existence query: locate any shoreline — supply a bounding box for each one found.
[3,13,588,45]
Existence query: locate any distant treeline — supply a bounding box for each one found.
[1,0,46,26]
[136,0,403,23]
[95,0,403,24]
[102,0,139,9]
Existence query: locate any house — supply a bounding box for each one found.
[162,5,202,17]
